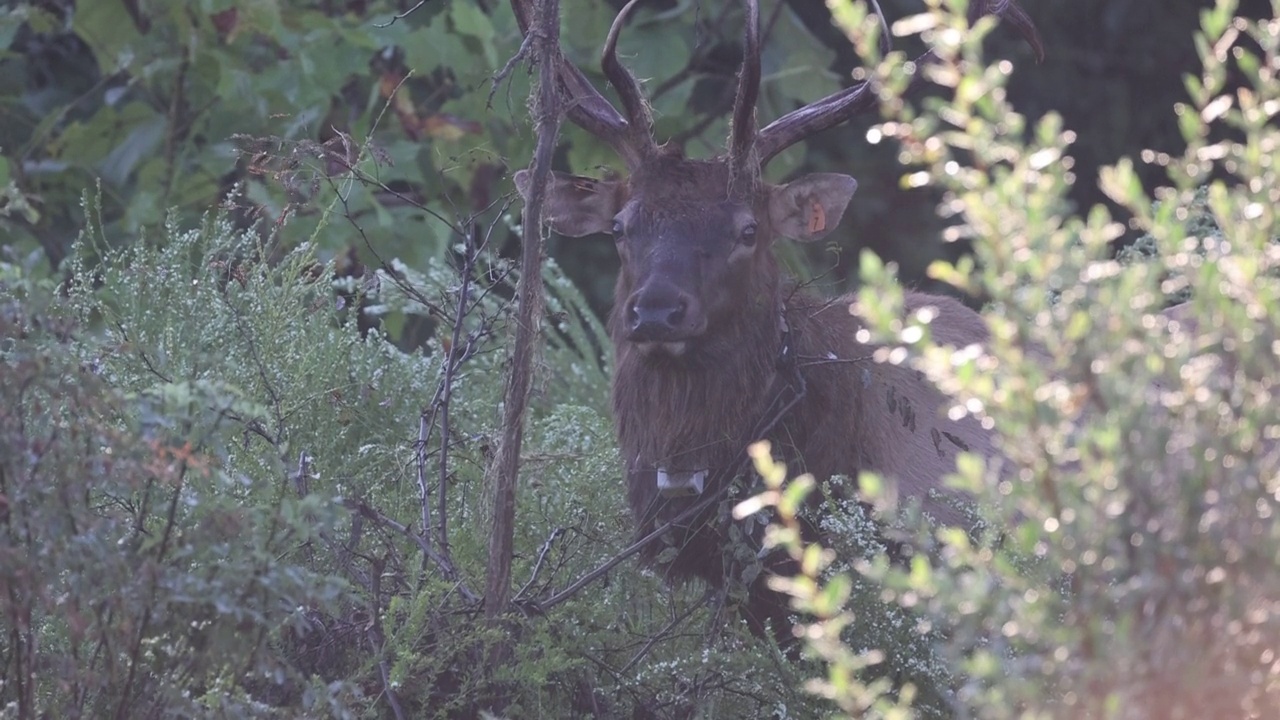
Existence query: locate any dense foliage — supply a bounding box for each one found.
[4,1,1275,312]
[1,0,1277,717]
[744,1,1280,717]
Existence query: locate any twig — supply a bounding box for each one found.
[619,587,716,675]
[489,31,536,109]
[515,527,565,600]
[345,499,480,604]
[291,450,311,497]
[373,0,433,28]
[670,0,786,150]
[415,411,433,561]
[366,556,408,720]
[437,233,478,554]
[649,1,737,102]
[114,459,190,720]
[375,656,407,719]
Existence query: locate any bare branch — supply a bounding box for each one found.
[485,0,564,620]
[344,498,480,604]
[373,0,434,29]
[291,450,312,497]
[365,556,408,720]
[514,527,565,601]
[415,412,434,561]
[436,233,483,555]
[619,587,715,675]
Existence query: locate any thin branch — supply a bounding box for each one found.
[669,0,786,150]
[618,587,715,675]
[489,31,536,109]
[366,556,408,720]
[373,0,433,28]
[291,450,312,497]
[515,527,565,600]
[344,499,480,604]
[648,1,736,102]
[415,412,433,561]
[437,232,480,554]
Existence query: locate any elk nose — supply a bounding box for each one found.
[626,292,688,341]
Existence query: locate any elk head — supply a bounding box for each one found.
[512,0,1043,358]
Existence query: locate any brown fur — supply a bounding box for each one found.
[518,154,998,638]
[614,286,992,536]
[508,0,1047,640]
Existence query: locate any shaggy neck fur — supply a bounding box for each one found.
[610,279,784,482]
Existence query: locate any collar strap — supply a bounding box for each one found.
[657,468,708,497]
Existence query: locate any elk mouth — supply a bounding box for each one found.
[633,340,690,357]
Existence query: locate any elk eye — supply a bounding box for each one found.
[740,222,758,247]
[611,219,624,238]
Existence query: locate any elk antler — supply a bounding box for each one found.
[602,0,657,156]
[754,0,1045,166]
[510,0,1042,172]
[968,0,1045,62]
[510,0,657,169]
[728,0,761,177]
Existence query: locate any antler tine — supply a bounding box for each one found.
[602,0,658,158]
[969,0,1045,63]
[509,0,647,168]
[756,81,877,167]
[728,0,761,174]
[755,0,1044,167]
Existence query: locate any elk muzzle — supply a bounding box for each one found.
[624,283,703,343]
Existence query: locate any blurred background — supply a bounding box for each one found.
[1,0,1272,328]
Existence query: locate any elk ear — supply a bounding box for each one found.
[514,170,625,238]
[767,173,858,243]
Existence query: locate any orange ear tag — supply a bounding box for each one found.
[807,200,827,234]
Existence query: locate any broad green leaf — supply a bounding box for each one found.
[71,0,144,72]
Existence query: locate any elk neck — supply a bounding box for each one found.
[609,272,797,481]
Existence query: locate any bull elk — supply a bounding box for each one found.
[512,0,1044,637]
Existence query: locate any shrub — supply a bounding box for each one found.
[742,0,1280,717]
[3,199,839,716]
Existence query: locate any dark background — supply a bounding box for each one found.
[1,0,1271,324]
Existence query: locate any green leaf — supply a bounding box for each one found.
[1065,310,1091,341]
[1098,158,1150,217]
[1199,0,1236,40]
[100,114,167,186]
[815,574,852,615]
[71,0,144,72]
[450,1,493,43]
[926,259,974,293]
[907,554,932,589]
[1176,102,1204,143]
[622,24,689,96]
[859,471,883,499]
[402,24,465,74]
[954,452,985,483]
[780,474,815,517]
[1234,48,1260,80]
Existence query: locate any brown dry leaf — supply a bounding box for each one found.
[211,8,239,42]
[422,113,483,142]
[379,72,422,139]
